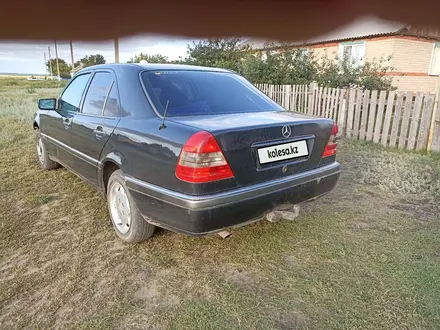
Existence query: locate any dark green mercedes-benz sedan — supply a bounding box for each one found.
[34,63,340,243]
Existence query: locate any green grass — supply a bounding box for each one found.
[0,87,439,329]
[0,88,62,122]
[25,86,36,94]
[0,77,68,90]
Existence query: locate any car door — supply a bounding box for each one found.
[41,73,91,165]
[69,71,121,186]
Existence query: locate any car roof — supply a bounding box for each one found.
[80,63,234,74]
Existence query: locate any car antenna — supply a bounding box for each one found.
[159,100,170,130]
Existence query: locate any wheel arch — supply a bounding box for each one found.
[33,112,41,130]
[99,151,128,193]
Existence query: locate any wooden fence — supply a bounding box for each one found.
[255,83,440,152]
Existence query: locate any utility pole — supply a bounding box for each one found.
[48,46,53,78]
[44,53,47,77]
[70,40,75,76]
[54,40,61,81]
[114,38,120,63]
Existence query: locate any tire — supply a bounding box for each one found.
[35,129,60,170]
[107,170,156,243]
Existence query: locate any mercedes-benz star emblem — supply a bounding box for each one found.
[282,125,291,138]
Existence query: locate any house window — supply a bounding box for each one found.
[339,42,366,67]
[429,43,440,75]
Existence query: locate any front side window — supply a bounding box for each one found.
[59,74,90,112]
[141,70,282,117]
[339,42,366,68]
[82,72,114,116]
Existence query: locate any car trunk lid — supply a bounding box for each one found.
[169,111,335,187]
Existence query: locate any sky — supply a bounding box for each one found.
[0,34,192,74]
[0,16,400,75]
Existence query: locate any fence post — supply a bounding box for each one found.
[428,74,440,151]
[431,101,440,152]
[346,89,356,138]
[308,82,316,115]
[417,94,435,151]
[337,90,348,136]
[292,85,297,112]
[381,91,396,147]
[359,89,370,140]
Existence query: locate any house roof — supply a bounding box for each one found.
[244,15,408,49]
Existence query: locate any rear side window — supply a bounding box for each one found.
[59,74,90,112]
[103,83,120,117]
[82,72,113,116]
[141,71,282,117]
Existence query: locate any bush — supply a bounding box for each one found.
[25,87,36,94]
[5,80,19,86]
[242,43,395,90]
[313,53,395,90]
[242,45,317,85]
[130,38,396,90]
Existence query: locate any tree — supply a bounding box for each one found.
[241,43,395,90]
[46,58,71,78]
[121,40,395,90]
[127,53,169,63]
[75,54,106,68]
[183,38,251,73]
[242,43,318,85]
[313,53,395,90]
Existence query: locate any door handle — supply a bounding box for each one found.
[93,126,104,140]
[63,118,72,129]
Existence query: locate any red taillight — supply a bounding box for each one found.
[176,131,234,183]
[323,123,338,157]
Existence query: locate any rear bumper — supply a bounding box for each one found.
[126,162,340,235]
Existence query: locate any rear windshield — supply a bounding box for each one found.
[141,70,283,117]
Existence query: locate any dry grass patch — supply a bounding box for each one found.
[0,87,439,329]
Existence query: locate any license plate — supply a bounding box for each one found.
[257,140,309,164]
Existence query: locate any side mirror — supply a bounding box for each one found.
[38,98,57,110]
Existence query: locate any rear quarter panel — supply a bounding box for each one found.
[100,117,238,195]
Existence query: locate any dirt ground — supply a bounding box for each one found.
[0,115,439,330]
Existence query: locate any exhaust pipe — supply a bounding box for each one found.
[218,230,232,239]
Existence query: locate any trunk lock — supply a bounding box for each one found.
[282,165,288,173]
